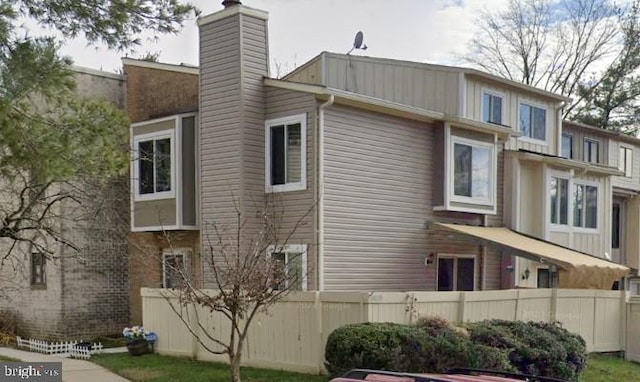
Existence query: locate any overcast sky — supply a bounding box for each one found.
[53,0,507,75]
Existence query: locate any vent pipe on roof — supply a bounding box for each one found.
[222,0,241,7]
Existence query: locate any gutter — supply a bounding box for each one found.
[317,95,334,291]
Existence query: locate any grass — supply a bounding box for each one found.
[0,356,19,361]
[581,353,640,382]
[92,352,640,382]
[91,353,328,382]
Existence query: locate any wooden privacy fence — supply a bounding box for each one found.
[141,288,627,374]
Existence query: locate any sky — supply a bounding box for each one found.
[42,0,508,75]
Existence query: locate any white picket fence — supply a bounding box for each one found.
[16,336,104,359]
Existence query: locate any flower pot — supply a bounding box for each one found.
[126,339,148,356]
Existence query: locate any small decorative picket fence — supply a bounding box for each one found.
[16,336,103,359]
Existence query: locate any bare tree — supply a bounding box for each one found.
[463,0,640,126]
[159,196,314,382]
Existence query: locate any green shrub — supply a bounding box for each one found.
[467,320,587,381]
[324,322,411,377]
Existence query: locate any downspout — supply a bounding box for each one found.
[556,101,567,156]
[317,95,334,291]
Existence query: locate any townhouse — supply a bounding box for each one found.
[129,1,630,311]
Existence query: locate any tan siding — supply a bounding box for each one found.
[626,197,640,269]
[518,161,544,237]
[610,138,640,191]
[282,56,322,84]
[134,199,176,227]
[199,14,244,286]
[562,125,609,165]
[549,231,570,247]
[323,55,460,115]
[264,88,318,288]
[133,119,175,136]
[323,106,432,291]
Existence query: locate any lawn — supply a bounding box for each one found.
[92,352,640,382]
[91,353,328,382]
[581,353,640,382]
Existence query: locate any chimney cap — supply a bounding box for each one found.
[222,0,242,7]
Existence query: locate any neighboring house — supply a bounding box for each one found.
[0,67,129,339]
[131,2,630,297]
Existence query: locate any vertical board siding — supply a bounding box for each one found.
[265,87,318,288]
[182,117,197,226]
[518,162,544,237]
[610,138,640,191]
[282,56,323,83]
[323,55,460,115]
[323,106,432,291]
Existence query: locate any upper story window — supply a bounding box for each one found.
[550,177,569,225]
[269,244,307,291]
[451,137,493,205]
[265,114,307,193]
[573,183,598,229]
[619,146,633,177]
[583,138,600,164]
[561,133,573,159]
[519,103,546,142]
[133,129,174,200]
[482,91,503,125]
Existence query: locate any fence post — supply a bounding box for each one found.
[189,295,199,359]
[550,288,558,322]
[458,292,467,323]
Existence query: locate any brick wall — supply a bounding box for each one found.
[123,62,199,123]
[129,231,200,325]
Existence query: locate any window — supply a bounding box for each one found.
[612,203,621,249]
[537,268,550,288]
[561,133,573,159]
[437,256,475,291]
[550,177,569,225]
[134,130,174,200]
[31,252,46,286]
[269,244,307,291]
[573,183,598,229]
[482,92,503,125]
[519,103,546,141]
[619,147,633,177]
[451,137,493,204]
[265,115,307,192]
[162,250,190,289]
[583,139,599,164]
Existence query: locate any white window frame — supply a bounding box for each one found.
[265,114,307,193]
[162,249,191,289]
[436,254,477,291]
[449,135,496,207]
[518,101,548,145]
[132,129,176,201]
[583,138,600,164]
[561,133,573,159]
[267,244,308,291]
[481,89,505,125]
[547,171,600,233]
[549,175,570,228]
[619,146,633,178]
[572,180,599,232]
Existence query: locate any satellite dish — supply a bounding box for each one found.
[347,31,368,55]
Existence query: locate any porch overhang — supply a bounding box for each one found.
[433,223,630,290]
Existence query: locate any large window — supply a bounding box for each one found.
[550,177,569,225]
[519,103,546,141]
[583,138,600,164]
[162,250,190,289]
[134,130,174,200]
[269,244,307,291]
[573,183,598,229]
[619,146,633,177]
[265,115,307,192]
[31,252,46,287]
[451,137,493,204]
[561,133,573,159]
[482,91,503,125]
[437,255,475,291]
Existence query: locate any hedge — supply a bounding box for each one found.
[324,317,587,381]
